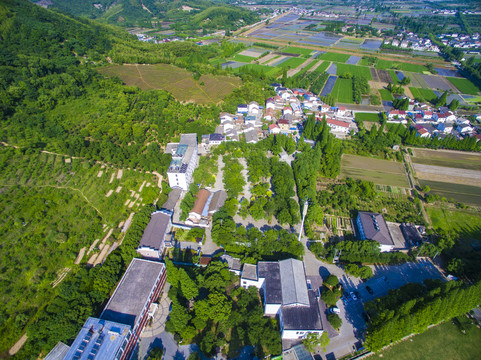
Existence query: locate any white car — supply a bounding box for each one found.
[350,291,357,301]
[329,307,341,314]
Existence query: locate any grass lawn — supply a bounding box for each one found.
[331,78,353,103]
[355,112,381,122]
[341,154,409,187]
[420,180,481,207]
[231,54,255,62]
[372,317,481,360]
[276,57,307,69]
[336,63,373,80]
[409,87,438,102]
[320,52,351,63]
[283,46,313,56]
[427,207,481,240]
[379,89,394,101]
[447,77,481,95]
[99,64,241,104]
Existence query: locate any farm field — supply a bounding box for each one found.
[99,64,242,104]
[427,207,481,241]
[231,54,255,62]
[420,180,481,206]
[314,60,331,73]
[409,87,438,102]
[282,46,313,56]
[372,317,481,360]
[336,63,372,80]
[355,112,381,122]
[379,89,394,101]
[277,57,307,69]
[447,77,481,95]
[413,163,481,187]
[411,148,481,171]
[375,59,428,73]
[320,52,351,63]
[331,78,354,103]
[341,154,409,187]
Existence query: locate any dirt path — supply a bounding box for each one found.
[8,334,27,356]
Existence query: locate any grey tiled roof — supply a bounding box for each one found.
[281,290,322,331]
[138,211,171,250]
[241,263,258,281]
[358,211,394,246]
[259,262,282,304]
[279,259,309,306]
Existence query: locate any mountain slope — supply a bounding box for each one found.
[33,0,259,29]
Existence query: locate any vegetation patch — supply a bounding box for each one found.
[320,52,351,63]
[379,89,394,101]
[355,112,381,122]
[420,180,481,206]
[341,154,409,187]
[427,207,481,241]
[447,77,481,95]
[412,148,481,171]
[375,59,428,73]
[336,63,373,80]
[276,57,307,69]
[231,54,255,63]
[372,317,481,360]
[331,78,354,103]
[99,64,242,104]
[282,46,313,56]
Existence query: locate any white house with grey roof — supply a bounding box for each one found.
[240,259,323,339]
[166,134,198,191]
[136,210,172,260]
[356,211,395,252]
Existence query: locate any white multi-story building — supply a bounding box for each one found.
[166,133,198,191]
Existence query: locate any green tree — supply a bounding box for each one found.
[324,275,339,287]
[303,333,322,352]
[327,313,342,330]
[147,347,163,360]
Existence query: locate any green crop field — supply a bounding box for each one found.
[231,54,255,62]
[331,78,354,103]
[336,63,373,80]
[320,52,351,63]
[373,317,481,360]
[276,57,307,69]
[427,207,481,240]
[355,112,381,122]
[389,70,400,84]
[420,180,481,206]
[379,89,394,101]
[447,77,481,95]
[313,60,331,73]
[409,87,438,102]
[283,46,313,56]
[376,59,428,73]
[235,63,273,74]
[99,64,242,104]
[302,59,320,72]
[341,154,409,187]
[412,148,481,171]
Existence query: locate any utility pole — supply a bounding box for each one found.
[298,198,309,242]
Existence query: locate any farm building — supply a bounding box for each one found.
[326,118,350,134]
[356,212,395,252]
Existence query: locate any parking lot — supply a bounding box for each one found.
[318,258,445,360]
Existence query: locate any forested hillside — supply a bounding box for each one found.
[36,0,259,29]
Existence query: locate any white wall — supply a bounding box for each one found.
[136,247,161,260]
[281,329,323,340]
[241,278,264,289]
[265,303,281,316]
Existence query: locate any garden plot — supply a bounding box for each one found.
[336,63,373,80]
[406,72,429,88]
[320,76,337,97]
[377,69,393,83]
[239,48,266,58]
[221,61,248,69]
[422,75,458,92]
[411,148,481,171]
[268,55,290,66]
[420,180,481,206]
[346,56,361,65]
[370,68,380,82]
[447,77,481,95]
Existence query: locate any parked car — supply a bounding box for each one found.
[350,291,358,301]
[366,286,374,295]
[329,307,341,314]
